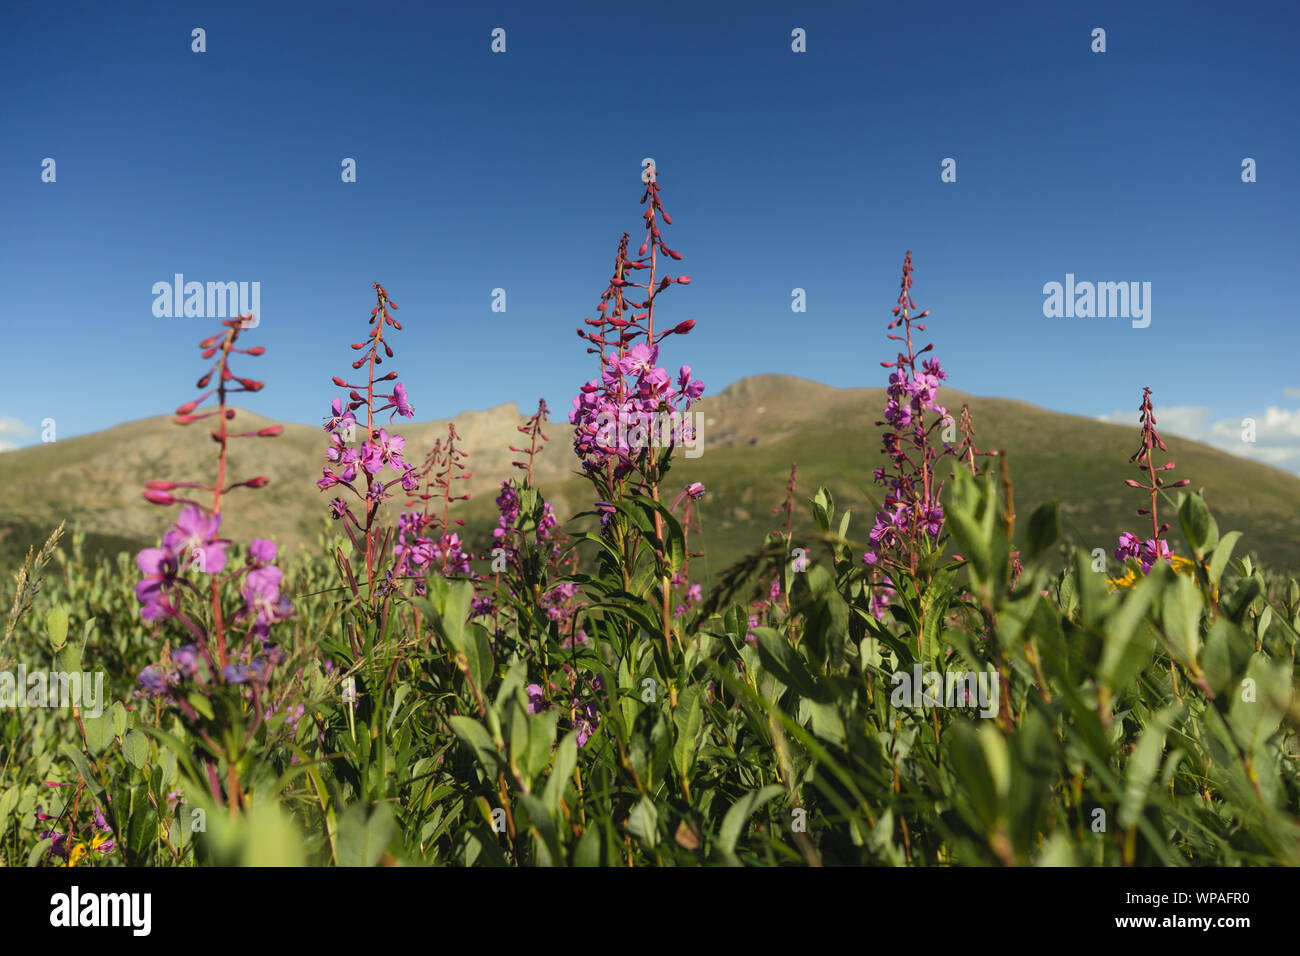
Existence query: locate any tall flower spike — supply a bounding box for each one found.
[1115,386,1190,574]
[863,252,956,621]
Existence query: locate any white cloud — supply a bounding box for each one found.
[1096,403,1300,475]
[0,417,33,452]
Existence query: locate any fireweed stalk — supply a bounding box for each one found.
[489,400,580,633]
[569,171,704,648]
[863,252,956,619]
[134,314,292,811]
[1115,386,1190,573]
[319,282,419,603]
[392,422,473,588]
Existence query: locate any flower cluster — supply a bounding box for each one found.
[134,316,291,686]
[862,252,956,619]
[320,283,418,595]
[527,674,604,747]
[569,175,703,486]
[392,423,473,584]
[37,791,115,864]
[1114,386,1189,575]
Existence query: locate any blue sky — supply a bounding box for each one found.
[3,0,1298,471]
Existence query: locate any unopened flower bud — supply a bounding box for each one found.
[143,490,176,505]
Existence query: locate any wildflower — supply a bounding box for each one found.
[135,547,181,619]
[162,505,228,573]
[137,666,173,696]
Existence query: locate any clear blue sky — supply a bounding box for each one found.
[3,0,1298,470]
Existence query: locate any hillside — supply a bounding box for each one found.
[2,375,1298,576]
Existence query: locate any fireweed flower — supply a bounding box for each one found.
[135,548,181,620]
[132,313,293,781]
[861,252,958,620]
[162,505,229,573]
[1113,387,1189,581]
[323,283,424,597]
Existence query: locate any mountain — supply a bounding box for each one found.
[3,375,1298,575]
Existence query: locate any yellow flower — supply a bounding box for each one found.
[1109,553,1198,592]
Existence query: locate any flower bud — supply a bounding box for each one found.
[676,276,691,284]
[143,489,176,505]
[145,480,177,491]
[257,426,283,437]
[175,400,200,415]
[246,346,265,356]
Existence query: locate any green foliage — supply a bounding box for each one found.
[2,468,1298,867]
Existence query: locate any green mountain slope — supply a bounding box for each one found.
[2,375,1297,577]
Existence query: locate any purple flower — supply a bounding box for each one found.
[223,663,252,684]
[135,547,181,620]
[249,538,277,563]
[527,683,545,715]
[39,830,68,858]
[325,397,358,435]
[390,382,414,419]
[1139,538,1172,573]
[1115,532,1141,563]
[163,505,228,573]
[685,481,706,500]
[243,564,292,637]
[172,644,200,678]
[137,666,172,696]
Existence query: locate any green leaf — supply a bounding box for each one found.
[1178,492,1219,558]
[672,684,703,781]
[1207,531,1243,589]
[463,623,495,700]
[111,700,128,739]
[544,732,578,814]
[336,801,396,867]
[59,742,103,797]
[626,795,659,849]
[449,716,501,777]
[121,730,149,770]
[717,785,783,861]
[1120,704,1181,829]
[45,607,69,651]
[1024,501,1060,565]
[517,793,562,865]
[81,713,114,757]
[27,837,54,867]
[753,627,824,701]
